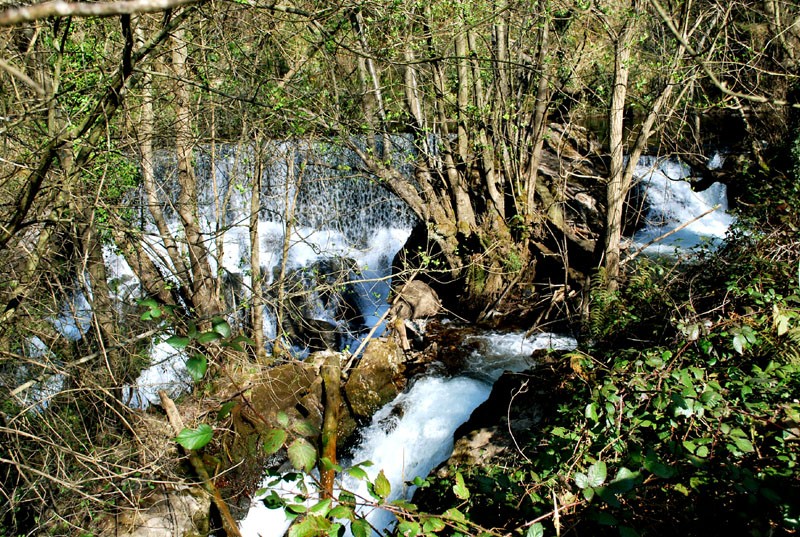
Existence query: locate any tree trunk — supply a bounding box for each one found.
[603,19,636,292]
[171,26,221,319]
[249,142,269,364]
[319,353,340,499]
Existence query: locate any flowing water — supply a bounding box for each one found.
[103,140,418,407]
[238,331,578,537]
[631,155,734,255]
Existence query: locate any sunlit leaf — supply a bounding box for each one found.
[288,438,316,472]
[351,519,370,537]
[374,469,391,500]
[423,517,446,533]
[587,461,607,487]
[328,505,353,520]
[263,428,287,454]
[288,514,333,537]
[319,457,341,472]
[397,520,421,537]
[452,471,470,500]
[309,498,332,515]
[277,411,290,427]
[443,507,466,522]
[733,437,755,453]
[585,402,599,422]
[292,419,320,437]
[346,466,369,481]
[175,424,213,450]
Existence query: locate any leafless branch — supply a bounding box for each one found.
[0,0,200,26]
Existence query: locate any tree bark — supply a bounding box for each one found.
[603,16,637,292]
[171,25,222,319]
[318,353,340,499]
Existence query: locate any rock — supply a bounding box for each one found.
[344,338,406,421]
[389,281,442,351]
[390,280,442,320]
[99,486,210,537]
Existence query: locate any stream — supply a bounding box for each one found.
[239,331,578,537]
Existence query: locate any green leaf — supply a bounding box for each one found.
[374,469,391,500]
[397,520,421,537]
[138,298,159,309]
[575,472,589,489]
[175,424,213,450]
[287,438,316,472]
[733,333,746,355]
[186,320,198,339]
[587,461,607,487]
[526,523,545,537]
[338,491,356,506]
[644,454,676,479]
[166,335,191,349]
[351,519,370,537]
[585,402,599,422]
[452,472,470,500]
[292,419,320,437]
[263,429,288,454]
[286,503,307,514]
[328,505,353,520]
[309,498,332,515]
[185,354,208,382]
[211,317,232,338]
[391,499,417,511]
[608,467,640,494]
[217,401,236,420]
[197,331,221,344]
[288,514,332,537]
[443,507,466,522]
[319,457,341,472]
[261,490,284,509]
[346,466,369,481]
[733,437,755,453]
[276,411,290,427]
[423,517,447,533]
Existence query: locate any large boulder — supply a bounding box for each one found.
[344,338,407,421]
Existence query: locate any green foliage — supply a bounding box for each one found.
[175,424,214,450]
[410,211,800,536]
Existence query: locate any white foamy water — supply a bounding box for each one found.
[239,331,577,536]
[96,141,417,408]
[632,156,734,255]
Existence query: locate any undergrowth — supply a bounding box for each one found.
[409,202,800,536]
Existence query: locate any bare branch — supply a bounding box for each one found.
[647,0,800,109]
[0,0,200,26]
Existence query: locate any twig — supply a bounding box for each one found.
[621,204,720,266]
[158,390,242,537]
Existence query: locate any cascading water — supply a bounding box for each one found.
[104,139,418,407]
[239,331,577,536]
[631,155,734,255]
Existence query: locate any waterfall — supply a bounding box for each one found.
[103,139,418,407]
[239,331,577,536]
[631,155,734,255]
